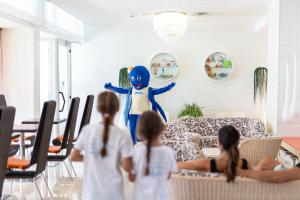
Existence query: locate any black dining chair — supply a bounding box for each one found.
[52,94,94,145]
[0,95,7,107]
[0,94,20,157]
[6,101,56,199]
[77,95,94,139]
[0,107,16,199]
[48,97,80,179]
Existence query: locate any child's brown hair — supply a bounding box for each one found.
[137,111,164,175]
[97,91,119,157]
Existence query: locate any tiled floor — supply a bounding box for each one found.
[2,161,133,199]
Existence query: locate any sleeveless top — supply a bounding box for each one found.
[210,158,249,173]
[129,87,150,115]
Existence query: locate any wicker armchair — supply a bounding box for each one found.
[239,137,282,167]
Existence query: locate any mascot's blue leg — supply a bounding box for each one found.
[128,114,139,144]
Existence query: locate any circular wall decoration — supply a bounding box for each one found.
[150,53,179,80]
[205,52,233,81]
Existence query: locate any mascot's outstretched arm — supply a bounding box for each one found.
[104,82,129,94]
[152,82,176,95]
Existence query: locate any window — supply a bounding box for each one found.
[45,1,83,38]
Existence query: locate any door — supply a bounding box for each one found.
[57,39,72,122]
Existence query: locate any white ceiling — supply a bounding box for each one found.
[50,0,270,25]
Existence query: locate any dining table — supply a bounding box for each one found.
[12,124,38,158]
[22,117,66,125]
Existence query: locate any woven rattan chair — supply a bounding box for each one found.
[239,137,282,167]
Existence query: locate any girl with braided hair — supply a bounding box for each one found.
[131,111,177,200]
[70,91,133,200]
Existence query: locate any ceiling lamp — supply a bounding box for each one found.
[153,11,187,43]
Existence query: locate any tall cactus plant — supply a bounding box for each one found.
[118,68,131,126]
[118,67,131,90]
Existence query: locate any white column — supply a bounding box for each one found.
[0,29,3,93]
[266,0,280,133]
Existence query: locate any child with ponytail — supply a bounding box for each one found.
[70,91,133,200]
[131,111,177,200]
[178,125,249,182]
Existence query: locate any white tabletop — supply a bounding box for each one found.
[202,147,220,158]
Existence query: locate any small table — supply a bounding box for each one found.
[202,147,220,158]
[22,118,66,125]
[281,137,300,162]
[12,124,38,158]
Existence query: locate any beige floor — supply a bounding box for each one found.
[2,161,133,200]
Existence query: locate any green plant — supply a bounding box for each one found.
[178,103,204,118]
[254,67,268,104]
[118,67,131,89]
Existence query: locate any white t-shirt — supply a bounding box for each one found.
[132,143,177,200]
[75,123,133,200]
[130,87,150,115]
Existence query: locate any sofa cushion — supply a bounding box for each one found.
[161,140,203,161]
[175,117,266,138]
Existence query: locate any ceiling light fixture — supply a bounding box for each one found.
[153,11,187,43]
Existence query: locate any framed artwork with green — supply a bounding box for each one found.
[205,52,233,81]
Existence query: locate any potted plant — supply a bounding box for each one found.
[178,103,204,118]
[254,67,267,104]
[119,67,131,89]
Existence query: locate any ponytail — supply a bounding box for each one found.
[100,114,111,157]
[97,91,119,158]
[224,144,239,182]
[144,139,152,176]
[138,111,164,176]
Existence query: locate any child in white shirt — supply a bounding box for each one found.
[131,111,177,200]
[70,91,133,200]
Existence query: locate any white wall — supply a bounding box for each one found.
[1,28,36,123]
[72,20,267,123]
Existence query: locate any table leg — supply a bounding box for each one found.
[19,132,25,159]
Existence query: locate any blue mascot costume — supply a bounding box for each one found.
[104,66,175,144]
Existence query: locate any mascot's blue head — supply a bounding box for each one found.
[129,66,150,90]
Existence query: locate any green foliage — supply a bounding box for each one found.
[118,68,131,88]
[254,67,268,103]
[178,103,204,118]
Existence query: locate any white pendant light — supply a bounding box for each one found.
[153,11,187,43]
[282,63,293,122]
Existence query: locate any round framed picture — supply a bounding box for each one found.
[205,52,233,81]
[150,53,179,80]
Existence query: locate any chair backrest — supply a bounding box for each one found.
[239,137,283,167]
[30,101,56,175]
[61,97,80,151]
[0,107,16,198]
[78,95,94,136]
[0,95,7,107]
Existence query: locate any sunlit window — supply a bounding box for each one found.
[45,1,83,37]
[0,0,40,19]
